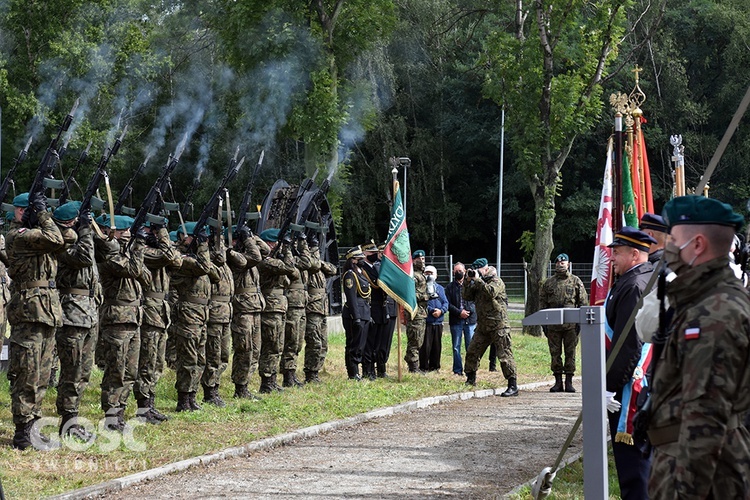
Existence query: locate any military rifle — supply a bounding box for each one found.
[114,158,148,215]
[24,99,78,227]
[187,153,244,253]
[127,150,184,250]
[234,149,264,237]
[0,136,33,210]
[78,128,127,221]
[269,177,315,258]
[57,140,92,206]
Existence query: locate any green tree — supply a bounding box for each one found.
[482,0,664,333]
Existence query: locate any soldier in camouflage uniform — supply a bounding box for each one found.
[303,236,338,383]
[6,192,65,450]
[280,235,314,387]
[405,249,429,373]
[52,202,99,441]
[539,253,588,393]
[136,221,182,423]
[647,196,750,499]
[0,232,11,354]
[227,226,267,399]
[96,214,150,432]
[201,233,233,406]
[257,228,296,393]
[171,222,212,411]
[463,263,517,396]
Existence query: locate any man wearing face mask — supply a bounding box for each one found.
[404,249,429,374]
[445,262,476,376]
[647,196,750,499]
[539,253,587,393]
[419,265,448,372]
[604,226,656,500]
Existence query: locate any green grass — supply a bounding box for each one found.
[0,313,595,498]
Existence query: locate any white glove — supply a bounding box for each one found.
[605,391,621,413]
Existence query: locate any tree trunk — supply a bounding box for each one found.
[523,179,555,336]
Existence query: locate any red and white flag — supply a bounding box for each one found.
[591,137,614,306]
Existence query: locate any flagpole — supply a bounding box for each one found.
[391,164,403,382]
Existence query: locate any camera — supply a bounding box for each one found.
[467,268,476,278]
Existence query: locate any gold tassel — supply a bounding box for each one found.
[615,432,634,446]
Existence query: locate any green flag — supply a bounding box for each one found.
[621,151,639,227]
[378,181,417,319]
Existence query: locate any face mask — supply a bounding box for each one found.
[425,274,435,283]
[366,253,378,263]
[664,236,695,274]
[454,271,464,280]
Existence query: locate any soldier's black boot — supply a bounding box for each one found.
[176,392,192,412]
[149,393,170,422]
[465,371,477,386]
[289,371,304,387]
[136,399,162,425]
[12,421,33,450]
[282,370,295,388]
[408,362,424,375]
[259,376,274,394]
[500,377,519,397]
[188,391,202,410]
[269,373,284,392]
[104,408,126,432]
[550,374,564,393]
[564,373,576,393]
[204,385,226,407]
[60,412,96,441]
[234,384,261,400]
[304,370,321,384]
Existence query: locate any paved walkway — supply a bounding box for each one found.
[74,384,583,499]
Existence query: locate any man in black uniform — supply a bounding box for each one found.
[639,212,668,265]
[605,226,656,500]
[341,246,371,380]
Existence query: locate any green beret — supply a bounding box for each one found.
[169,230,178,242]
[663,195,744,231]
[6,212,13,221]
[260,228,280,242]
[12,193,29,208]
[53,201,81,222]
[412,249,425,258]
[555,253,569,262]
[96,214,135,230]
[178,222,197,236]
[472,257,488,269]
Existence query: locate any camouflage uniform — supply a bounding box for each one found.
[257,244,296,392]
[55,224,99,425]
[539,269,588,376]
[280,239,314,386]
[227,233,267,397]
[0,235,11,353]
[303,246,338,381]
[137,227,182,421]
[404,262,428,370]
[463,273,516,390]
[98,236,149,426]
[6,212,64,441]
[648,258,750,499]
[171,239,211,410]
[202,237,234,404]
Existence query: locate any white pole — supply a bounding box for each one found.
[496,106,505,274]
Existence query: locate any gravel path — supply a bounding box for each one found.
[104,384,583,499]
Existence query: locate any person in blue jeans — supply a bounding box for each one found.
[444,262,476,376]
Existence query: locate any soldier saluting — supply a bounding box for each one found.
[341,246,370,380]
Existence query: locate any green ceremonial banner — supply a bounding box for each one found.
[378,181,417,319]
[621,151,639,227]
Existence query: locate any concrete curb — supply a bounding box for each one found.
[51,378,562,499]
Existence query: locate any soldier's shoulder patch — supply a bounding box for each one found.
[684,327,700,340]
[345,278,353,289]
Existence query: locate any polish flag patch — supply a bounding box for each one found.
[685,327,701,340]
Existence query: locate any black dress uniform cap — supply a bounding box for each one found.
[345,246,365,260]
[639,212,668,233]
[608,226,657,252]
[662,195,744,231]
[361,241,378,252]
